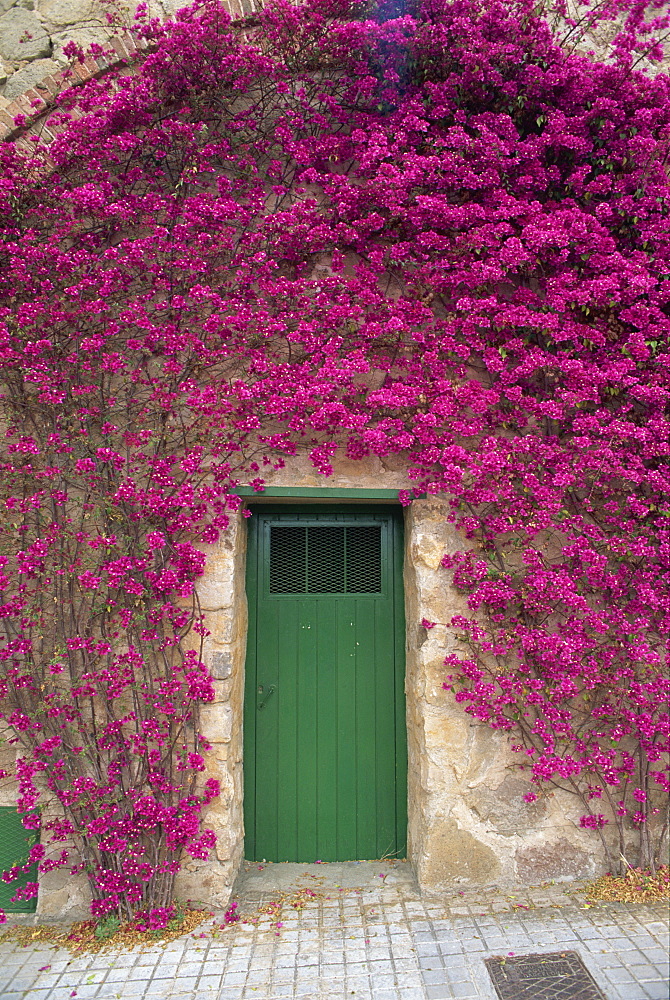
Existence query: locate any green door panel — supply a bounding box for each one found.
[244,506,406,862]
[0,808,38,913]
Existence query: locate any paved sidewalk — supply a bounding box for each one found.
[0,861,667,1000]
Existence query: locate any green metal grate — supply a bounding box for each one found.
[0,807,38,913]
[269,524,382,595]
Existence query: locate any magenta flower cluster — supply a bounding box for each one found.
[0,0,669,918]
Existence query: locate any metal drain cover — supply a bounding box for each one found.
[485,951,608,1000]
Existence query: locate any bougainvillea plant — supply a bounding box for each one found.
[0,0,668,920]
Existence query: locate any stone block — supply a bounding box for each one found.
[203,607,247,646]
[0,8,51,61]
[175,856,234,908]
[467,775,547,836]
[200,702,233,743]
[36,865,90,920]
[39,0,100,30]
[3,56,55,98]
[412,532,446,571]
[418,816,501,889]
[195,550,236,610]
[516,837,591,882]
[424,711,469,762]
[210,650,233,680]
[50,26,116,64]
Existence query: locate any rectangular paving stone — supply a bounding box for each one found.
[438,942,466,956]
[416,942,441,956]
[136,952,162,965]
[127,966,156,981]
[640,984,670,1000]
[107,954,140,968]
[111,981,149,997]
[151,967,181,981]
[371,972,397,988]
[444,969,472,988]
[247,971,272,985]
[144,984,175,996]
[176,961,205,976]
[639,946,670,963]
[575,926,601,939]
[603,966,639,983]
[269,986,297,998]
[346,974,370,990]
[421,968,449,984]
[103,967,133,982]
[426,987,475,1000]
[223,971,248,985]
[418,955,442,969]
[199,972,223,986]
[367,960,395,975]
[174,975,200,989]
[626,962,664,980]
[394,958,420,972]
[367,947,393,960]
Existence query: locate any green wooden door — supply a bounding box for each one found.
[244,505,406,862]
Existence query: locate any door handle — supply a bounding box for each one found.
[257,684,276,710]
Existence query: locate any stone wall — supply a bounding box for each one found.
[0,0,261,104]
[402,496,595,890]
[4,449,606,921]
[1,1,139,102]
[177,450,603,912]
[0,0,640,919]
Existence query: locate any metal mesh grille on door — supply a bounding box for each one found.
[0,808,38,913]
[269,526,306,593]
[269,524,382,594]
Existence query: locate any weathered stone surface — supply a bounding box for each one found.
[418,817,501,887]
[36,861,90,920]
[176,856,237,908]
[200,703,233,744]
[195,545,237,610]
[204,608,246,646]
[0,727,17,805]
[50,26,115,64]
[3,55,55,96]
[39,0,98,30]
[467,775,548,836]
[0,8,50,61]
[412,531,447,571]
[516,837,592,882]
[210,650,233,680]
